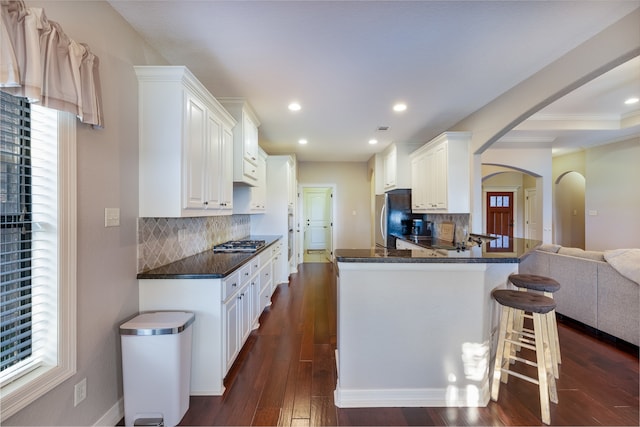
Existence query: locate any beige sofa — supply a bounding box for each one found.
[519,245,639,346]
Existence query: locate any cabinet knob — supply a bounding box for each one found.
[204,201,209,206]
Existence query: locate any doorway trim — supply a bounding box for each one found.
[482,186,519,236]
[298,183,337,264]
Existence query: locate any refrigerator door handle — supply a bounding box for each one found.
[380,204,386,243]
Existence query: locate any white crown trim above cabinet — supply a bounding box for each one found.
[218,98,261,186]
[410,132,471,214]
[135,66,236,217]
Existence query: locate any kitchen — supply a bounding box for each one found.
[1,1,639,426]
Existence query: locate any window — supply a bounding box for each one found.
[0,92,76,421]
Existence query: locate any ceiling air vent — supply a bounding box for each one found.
[377,126,389,131]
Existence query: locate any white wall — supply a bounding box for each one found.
[585,138,640,250]
[298,162,371,249]
[5,2,168,425]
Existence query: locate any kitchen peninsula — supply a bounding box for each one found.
[333,236,540,408]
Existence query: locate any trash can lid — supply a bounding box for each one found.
[119,311,195,336]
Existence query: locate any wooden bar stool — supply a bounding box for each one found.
[491,289,559,425]
[509,273,562,377]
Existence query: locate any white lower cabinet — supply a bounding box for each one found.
[137,243,280,396]
[224,284,240,373]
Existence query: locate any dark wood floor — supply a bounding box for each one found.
[178,262,639,426]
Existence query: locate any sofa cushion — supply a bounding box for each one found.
[557,247,605,262]
[538,244,561,253]
[604,248,640,285]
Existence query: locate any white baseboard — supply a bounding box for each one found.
[94,398,123,426]
[334,382,490,408]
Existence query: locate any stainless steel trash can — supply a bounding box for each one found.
[120,311,195,427]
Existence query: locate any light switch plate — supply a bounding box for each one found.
[104,208,120,227]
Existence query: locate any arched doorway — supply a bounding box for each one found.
[481,166,541,240]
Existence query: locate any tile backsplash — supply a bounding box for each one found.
[137,215,250,273]
[429,213,471,243]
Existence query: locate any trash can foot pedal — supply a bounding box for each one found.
[134,417,164,426]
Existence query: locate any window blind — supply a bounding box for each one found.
[1,94,58,383]
[1,91,33,372]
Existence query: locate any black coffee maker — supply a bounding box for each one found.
[410,219,432,236]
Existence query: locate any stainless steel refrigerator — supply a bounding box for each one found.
[375,189,414,249]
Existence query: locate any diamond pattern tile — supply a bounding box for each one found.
[137,215,251,273]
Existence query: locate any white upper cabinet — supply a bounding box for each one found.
[233,147,267,214]
[375,143,417,194]
[383,144,397,191]
[219,98,261,186]
[136,66,236,217]
[410,132,471,214]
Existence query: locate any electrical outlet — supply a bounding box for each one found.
[74,378,87,407]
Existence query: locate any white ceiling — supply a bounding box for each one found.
[108,0,640,161]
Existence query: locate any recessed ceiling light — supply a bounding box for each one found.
[298,139,308,145]
[393,103,407,112]
[288,102,301,111]
[369,139,378,145]
[624,97,639,105]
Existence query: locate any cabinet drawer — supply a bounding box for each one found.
[250,256,261,275]
[260,250,272,266]
[239,263,252,284]
[223,271,241,300]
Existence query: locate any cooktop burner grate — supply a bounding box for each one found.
[213,239,266,253]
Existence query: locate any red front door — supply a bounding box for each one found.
[486,192,514,237]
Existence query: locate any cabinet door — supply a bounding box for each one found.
[411,153,428,211]
[250,151,267,210]
[184,93,208,210]
[422,142,448,211]
[250,277,261,328]
[286,157,296,208]
[432,142,448,210]
[243,113,259,165]
[205,113,223,209]
[225,295,240,371]
[239,286,252,343]
[383,146,397,190]
[219,126,234,210]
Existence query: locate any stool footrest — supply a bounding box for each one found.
[505,337,536,352]
[501,368,540,386]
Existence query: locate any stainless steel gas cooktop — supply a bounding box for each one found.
[213,239,266,253]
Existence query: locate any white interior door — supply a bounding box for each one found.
[303,188,332,251]
[525,188,538,240]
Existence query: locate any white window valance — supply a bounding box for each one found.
[1,0,103,127]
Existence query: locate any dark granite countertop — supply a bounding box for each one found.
[336,235,541,264]
[137,235,282,279]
